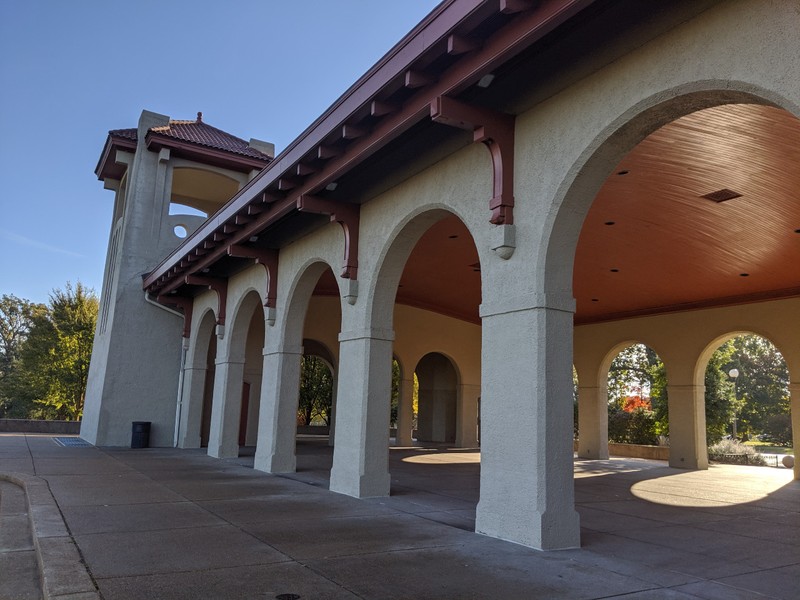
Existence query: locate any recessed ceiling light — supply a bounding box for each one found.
[604,221,615,226]
[617,170,629,176]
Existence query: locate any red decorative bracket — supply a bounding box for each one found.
[430,96,516,225]
[156,295,193,338]
[296,195,360,279]
[184,275,228,326]
[227,245,279,309]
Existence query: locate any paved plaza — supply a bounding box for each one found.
[1,433,798,599]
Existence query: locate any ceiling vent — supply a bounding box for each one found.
[702,188,742,203]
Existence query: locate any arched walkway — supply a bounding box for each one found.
[207,290,265,458]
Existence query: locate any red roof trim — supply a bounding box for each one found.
[143,0,594,294]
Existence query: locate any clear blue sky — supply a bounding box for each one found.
[0,0,440,305]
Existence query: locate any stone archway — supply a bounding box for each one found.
[415,352,459,445]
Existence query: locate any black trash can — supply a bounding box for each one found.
[131,421,151,448]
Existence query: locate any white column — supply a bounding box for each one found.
[329,328,393,498]
[253,343,303,473]
[456,383,480,447]
[476,296,580,550]
[177,366,207,448]
[207,359,245,459]
[790,382,800,481]
[667,384,708,470]
[394,377,415,446]
[577,385,609,459]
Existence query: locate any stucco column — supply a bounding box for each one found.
[177,366,207,448]
[207,358,245,459]
[253,343,303,473]
[456,383,480,447]
[476,296,580,550]
[790,382,800,481]
[329,328,393,498]
[577,385,609,459]
[394,377,415,446]
[667,384,708,470]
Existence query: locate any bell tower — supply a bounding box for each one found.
[81,110,272,446]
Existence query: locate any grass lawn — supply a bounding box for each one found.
[743,440,794,455]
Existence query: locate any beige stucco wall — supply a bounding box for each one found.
[168,0,798,550]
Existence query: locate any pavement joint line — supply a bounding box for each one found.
[0,470,101,600]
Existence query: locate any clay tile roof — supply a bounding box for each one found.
[149,117,272,161]
[108,127,137,141]
[107,118,271,162]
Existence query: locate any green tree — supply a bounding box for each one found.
[298,355,333,426]
[607,344,668,442]
[704,340,740,443]
[0,294,46,417]
[390,359,400,426]
[730,335,789,437]
[13,283,98,420]
[704,335,790,443]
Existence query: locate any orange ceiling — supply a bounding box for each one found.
[314,104,800,325]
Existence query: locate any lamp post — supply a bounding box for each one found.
[728,368,740,439]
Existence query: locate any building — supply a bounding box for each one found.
[81,0,800,551]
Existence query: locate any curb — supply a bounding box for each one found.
[0,472,100,600]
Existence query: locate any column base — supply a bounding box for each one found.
[329,469,391,498]
[476,501,581,551]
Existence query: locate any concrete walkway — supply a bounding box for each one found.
[1,433,798,600]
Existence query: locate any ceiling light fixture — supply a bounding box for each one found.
[477,73,495,88]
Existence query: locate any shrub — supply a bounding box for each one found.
[708,439,767,466]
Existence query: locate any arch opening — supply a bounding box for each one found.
[562,92,800,477]
[414,352,459,445]
[701,333,793,468]
[605,343,669,448]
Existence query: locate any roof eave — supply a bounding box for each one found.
[145,132,271,173]
[95,135,137,181]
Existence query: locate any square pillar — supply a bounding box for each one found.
[476,297,580,550]
[456,383,480,448]
[253,344,303,473]
[667,384,708,469]
[577,386,609,459]
[394,377,415,446]
[207,359,245,459]
[177,366,207,448]
[329,328,393,498]
[790,383,800,480]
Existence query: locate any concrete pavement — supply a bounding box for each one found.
[1,433,798,599]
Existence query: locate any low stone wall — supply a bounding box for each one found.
[574,440,670,461]
[296,425,330,435]
[609,442,670,461]
[0,420,81,434]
